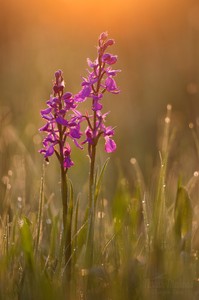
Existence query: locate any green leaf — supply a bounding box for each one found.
[174,186,192,252]
[94,158,110,207]
[112,178,131,232]
[19,216,34,269]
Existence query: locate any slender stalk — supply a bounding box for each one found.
[84,32,119,276]
[89,143,96,210]
[35,162,45,258]
[86,143,96,268]
[60,164,73,300]
[56,96,72,285]
[86,52,103,268]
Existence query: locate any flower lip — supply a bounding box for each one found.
[63,92,72,99]
[87,58,98,68]
[92,100,102,111]
[106,68,121,76]
[105,137,116,153]
[70,130,81,139]
[39,123,50,132]
[45,145,55,157]
[105,77,120,94]
[55,116,68,126]
[41,107,52,115]
[102,53,118,65]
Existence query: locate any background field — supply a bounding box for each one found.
[0,1,199,299]
[1,0,199,175]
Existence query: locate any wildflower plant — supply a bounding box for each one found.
[39,69,82,282]
[39,32,120,283]
[76,32,120,267]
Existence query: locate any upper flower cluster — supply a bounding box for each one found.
[39,70,82,170]
[76,32,120,154]
[39,32,120,168]
[75,32,120,109]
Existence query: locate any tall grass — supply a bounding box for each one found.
[0,105,199,300]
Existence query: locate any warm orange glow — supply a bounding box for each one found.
[1,0,191,41]
[35,0,189,37]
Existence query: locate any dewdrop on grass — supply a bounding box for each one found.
[81,269,89,276]
[46,218,52,225]
[8,170,13,176]
[18,219,24,228]
[7,183,11,190]
[189,122,194,129]
[167,104,172,111]
[130,157,136,165]
[98,211,105,219]
[165,117,170,124]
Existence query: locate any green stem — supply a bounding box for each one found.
[60,165,72,297]
[89,145,96,209]
[86,52,103,268]
[35,163,45,258]
[57,118,71,284]
[86,145,96,268]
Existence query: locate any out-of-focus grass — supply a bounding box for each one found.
[1,0,199,178]
[0,105,199,299]
[1,1,199,298]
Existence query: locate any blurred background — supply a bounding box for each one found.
[0,0,199,202]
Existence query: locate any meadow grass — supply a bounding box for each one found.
[0,104,199,300]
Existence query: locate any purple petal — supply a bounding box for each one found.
[64,144,72,156]
[104,39,115,48]
[92,100,102,111]
[105,77,120,94]
[42,114,54,121]
[59,109,66,115]
[45,145,54,157]
[41,107,52,115]
[39,123,50,132]
[75,85,91,102]
[83,127,93,145]
[106,68,121,76]
[63,92,72,100]
[93,93,103,101]
[102,53,117,65]
[107,55,117,65]
[104,126,114,136]
[63,156,74,169]
[105,137,116,153]
[39,149,46,155]
[87,58,96,68]
[73,139,83,149]
[70,127,81,139]
[56,116,68,126]
[81,85,92,98]
[72,109,82,118]
[47,96,59,106]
